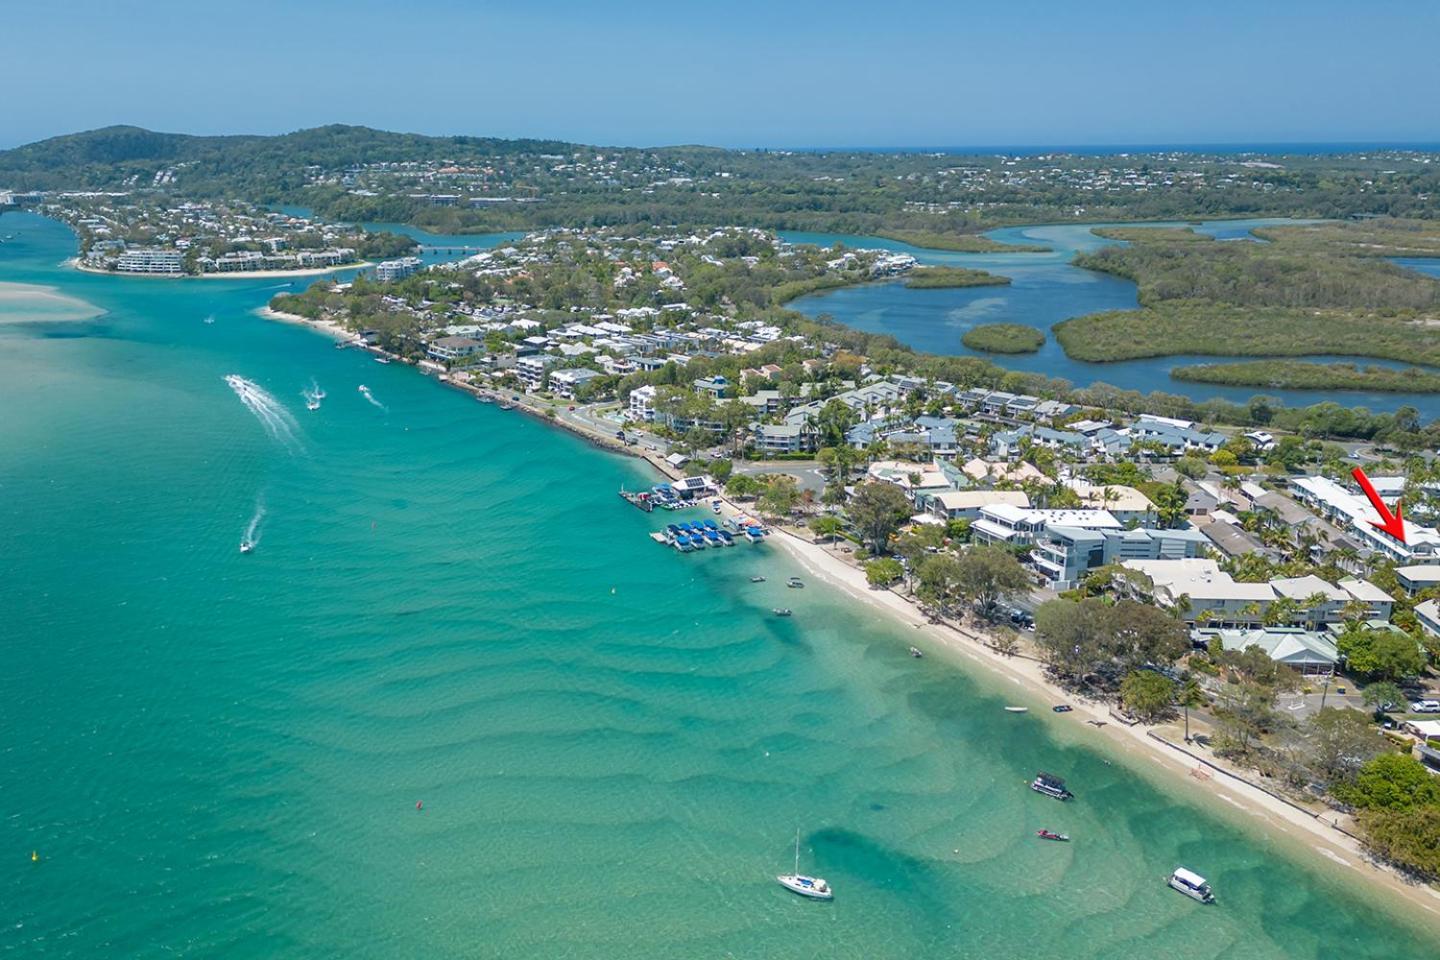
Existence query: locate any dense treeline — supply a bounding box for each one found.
[1074,240,1440,311]
[1055,303,1440,366]
[903,266,1011,288]
[959,323,1045,353]
[1171,360,1440,393]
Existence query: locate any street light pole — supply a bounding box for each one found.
[1318,674,1331,712]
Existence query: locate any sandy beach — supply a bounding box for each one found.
[256,306,352,340]
[70,258,370,280]
[759,519,1440,924]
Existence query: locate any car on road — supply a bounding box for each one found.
[1409,700,1440,713]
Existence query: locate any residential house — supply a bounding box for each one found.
[1191,627,1339,676]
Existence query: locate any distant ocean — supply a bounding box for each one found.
[776,142,1440,155]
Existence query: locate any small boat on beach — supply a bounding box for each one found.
[1052,705,1073,713]
[909,646,923,658]
[773,608,792,617]
[1004,706,1028,713]
[776,830,832,901]
[1036,830,1070,842]
[1167,867,1215,904]
[1030,772,1073,801]
[750,576,766,583]
[476,394,494,404]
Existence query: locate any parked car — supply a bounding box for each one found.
[1409,700,1440,713]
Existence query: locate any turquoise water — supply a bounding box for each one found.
[2,210,1437,957]
[784,220,1440,415]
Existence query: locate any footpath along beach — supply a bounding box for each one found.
[253,303,1440,930]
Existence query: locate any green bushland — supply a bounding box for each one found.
[1074,241,1440,311]
[1059,232,1440,365]
[876,230,1050,254]
[961,323,1045,354]
[1253,219,1440,258]
[1091,226,1214,243]
[1171,360,1440,393]
[1055,303,1440,366]
[904,266,1011,289]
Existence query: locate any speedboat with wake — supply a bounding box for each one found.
[239,540,255,555]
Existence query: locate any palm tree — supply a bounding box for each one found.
[1177,677,1204,741]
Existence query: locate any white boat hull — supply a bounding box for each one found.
[777,874,832,899]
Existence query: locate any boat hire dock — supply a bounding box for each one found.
[656,515,769,553]
[619,474,720,513]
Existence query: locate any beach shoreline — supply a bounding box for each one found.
[759,521,1440,927]
[256,306,352,341]
[69,257,371,280]
[255,302,1440,932]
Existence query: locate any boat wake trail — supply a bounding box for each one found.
[224,374,302,449]
[357,384,387,412]
[243,498,265,549]
[301,378,325,410]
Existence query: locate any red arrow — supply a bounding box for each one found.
[1351,467,1406,543]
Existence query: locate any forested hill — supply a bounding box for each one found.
[0,124,592,192]
[5,125,1440,235]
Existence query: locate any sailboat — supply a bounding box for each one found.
[776,829,832,900]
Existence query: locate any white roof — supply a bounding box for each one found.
[932,490,1030,511]
[1397,565,1440,584]
[1065,480,1155,513]
[1406,720,1440,738]
[1270,575,1347,603]
[1172,867,1208,886]
[1122,559,1277,602]
[1337,578,1393,603]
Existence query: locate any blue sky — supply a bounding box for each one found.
[4,0,1438,149]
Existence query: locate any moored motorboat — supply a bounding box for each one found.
[1030,772,1073,800]
[750,575,766,583]
[1167,867,1215,903]
[374,356,390,364]
[1036,830,1070,842]
[773,608,792,617]
[909,646,923,658]
[786,577,804,589]
[1004,706,1028,713]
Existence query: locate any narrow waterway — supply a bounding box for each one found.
[784,220,1440,416]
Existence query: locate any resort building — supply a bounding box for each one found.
[549,368,602,400]
[114,247,185,275]
[628,384,658,422]
[375,256,423,282]
[426,336,483,364]
[1291,475,1440,562]
[971,505,1122,549]
[1395,565,1440,595]
[1031,525,1210,590]
[929,490,1030,522]
[515,354,559,391]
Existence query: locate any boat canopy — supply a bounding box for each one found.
[1172,867,1208,887]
